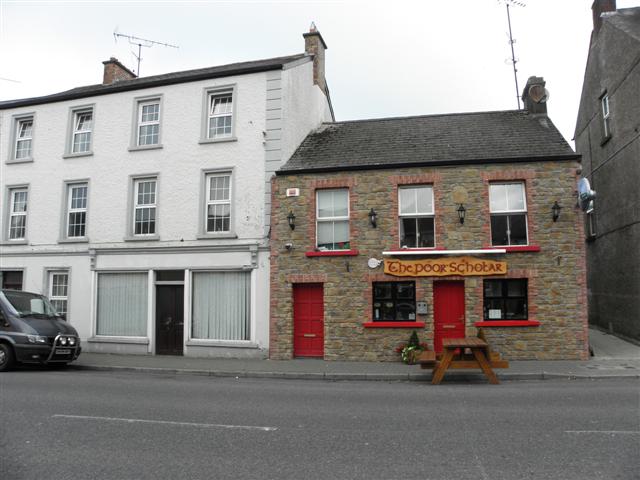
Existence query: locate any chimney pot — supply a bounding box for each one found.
[521,76,548,115]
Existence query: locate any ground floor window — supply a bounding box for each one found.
[0,270,23,290]
[48,271,69,316]
[192,271,250,340]
[96,272,147,336]
[373,282,416,321]
[483,279,528,320]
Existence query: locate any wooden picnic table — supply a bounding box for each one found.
[431,337,500,385]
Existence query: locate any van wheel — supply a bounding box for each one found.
[0,344,15,372]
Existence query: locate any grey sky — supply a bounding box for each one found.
[1,0,637,145]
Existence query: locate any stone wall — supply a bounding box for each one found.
[270,160,589,361]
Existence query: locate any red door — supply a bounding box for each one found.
[293,284,324,357]
[433,281,465,354]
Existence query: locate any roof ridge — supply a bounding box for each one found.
[324,109,526,125]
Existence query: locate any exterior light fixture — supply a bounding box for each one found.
[287,211,296,230]
[552,201,562,222]
[457,204,466,224]
[369,208,377,228]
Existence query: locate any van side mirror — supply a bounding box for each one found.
[0,311,9,327]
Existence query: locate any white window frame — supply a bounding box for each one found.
[130,96,163,150]
[316,189,350,251]
[8,187,28,240]
[66,183,88,239]
[133,178,157,236]
[71,108,93,154]
[205,173,232,233]
[15,117,34,160]
[208,92,233,139]
[398,185,435,248]
[601,94,611,138]
[489,182,529,246]
[48,271,69,317]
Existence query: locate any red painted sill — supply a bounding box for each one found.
[488,245,541,253]
[363,322,426,328]
[305,249,359,257]
[475,320,541,327]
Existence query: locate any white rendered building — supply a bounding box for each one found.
[0,29,332,358]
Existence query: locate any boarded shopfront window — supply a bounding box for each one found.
[483,279,528,320]
[489,182,528,246]
[373,282,416,321]
[316,189,350,250]
[192,271,250,341]
[398,186,434,248]
[96,272,148,336]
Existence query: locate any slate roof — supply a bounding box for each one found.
[279,110,578,174]
[0,53,308,109]
[604,7,640,42]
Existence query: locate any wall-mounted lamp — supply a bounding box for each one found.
[551,201,562,222]
[369,208,377,228]
[287,211,296,230]
[457,204,466,224]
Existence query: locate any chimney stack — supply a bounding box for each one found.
[521,76,548,115]
[592,0,616,35]
[303,23,328,94]
[102,57,137,85]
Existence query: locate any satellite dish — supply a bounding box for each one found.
[577,178,596,213]
[529,84,549,104]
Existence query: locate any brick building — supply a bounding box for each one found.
[270,77,589,361]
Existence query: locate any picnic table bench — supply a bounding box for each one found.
[417,333,509,384]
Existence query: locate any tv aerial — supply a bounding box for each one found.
[113,30,179,76]
[577,178,596,213]
[498,1,526,109]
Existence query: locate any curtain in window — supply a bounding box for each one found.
[192,271,250,340]
[97,273,148,336]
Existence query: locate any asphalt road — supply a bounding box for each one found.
[1,370,638,480]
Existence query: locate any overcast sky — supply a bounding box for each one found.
[1,0,637,145]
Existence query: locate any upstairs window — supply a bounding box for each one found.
[601,94,611,139]
[137,100,160,146]
[316,189,349,250]
[489,182,528,246]
[66,183,88,238]
[398,185,435,248]
[208,92,233,139]
[483,279,528,320]
[8,188,28,240]
[72,109,93,153]
[15,118,33,160]
[133,178,157,235]
[373,282,416,322]
[205,173,231,233]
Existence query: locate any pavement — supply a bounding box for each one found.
[69,327,640,382]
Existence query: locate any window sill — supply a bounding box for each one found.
[87,336,149,344]
[197,233,238,240]
[63,151,93,159]
[363,322,425,328]
[0,239,28,246]
[5,157,34,165]
[124,235,160,242]
[306,249,359,257]
[58,237,89,244]
[186,339,259,349]
[128,144,163,152]
[475,321,541,327]
[198,136,237,145]
[487,245,541,253]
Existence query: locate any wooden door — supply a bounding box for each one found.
[156,285,184,355]
[433,281,465,354]
[293,284,324,357]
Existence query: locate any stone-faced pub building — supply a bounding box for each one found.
[270,77,589,361]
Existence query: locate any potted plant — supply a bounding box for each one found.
[395,331,430,364]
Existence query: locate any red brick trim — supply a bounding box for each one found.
[306,177,358,253]
[481,170,538,248]
[475,321,541,327]
[389,173,443,249]
[573,165,589,360]
[286,273,328,284]
[363,322,426,328]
